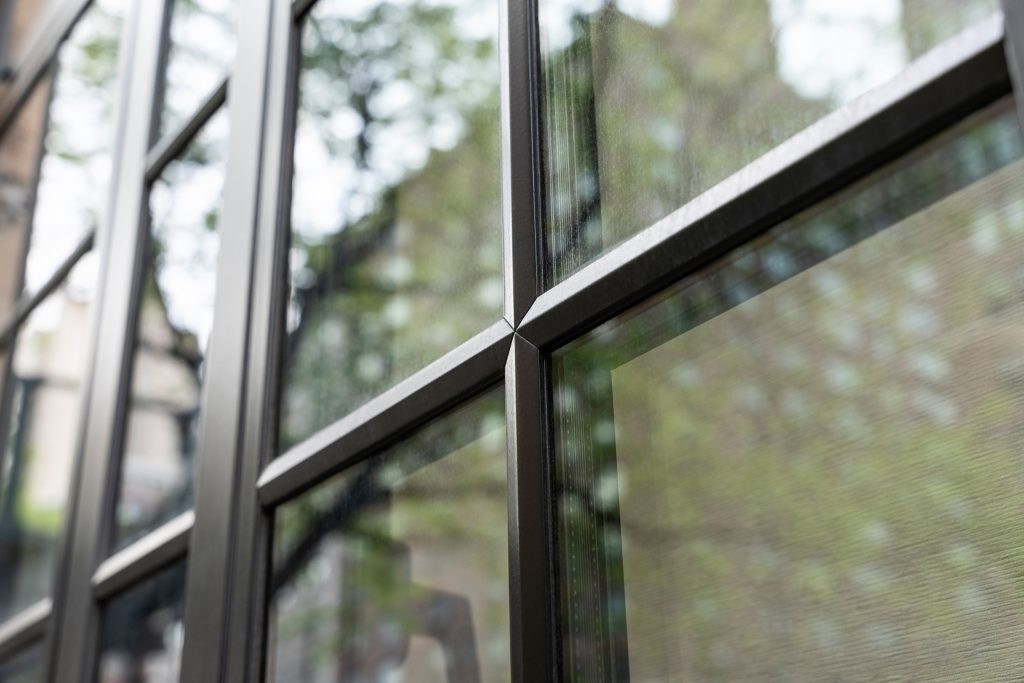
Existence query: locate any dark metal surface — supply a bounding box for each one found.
[291,0,317,21]
[177,0,274,679]
[222,0,299,678]
[501,0,542,326]
[41,0,143,674]
[91,511,192,601]
[0,0,1013,678]
[0,231,93,352]
[505,334,555,682]
[518,16,1009,351]
[50,1,166,678]
[0,599,49,662]
[144,77,228,184]
[258,319,515,507]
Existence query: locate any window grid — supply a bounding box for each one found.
[59,0,235,669]
[0,0,129,669]
[0,0,1015,681]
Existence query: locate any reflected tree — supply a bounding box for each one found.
[281,0,503,449]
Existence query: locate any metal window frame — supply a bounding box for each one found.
[0,0,139,670]
[0,0,1018,681]
[34,0,234,677]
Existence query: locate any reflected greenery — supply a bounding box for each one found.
[96,561,186,683]
[0,255,98,625]
[279,0,503,451]
[27,0,125,293]
[268,388,510,682]
[115,110,228,550]
[161,0,236,136]
[554,99,1024,681]
[542,0,999,281]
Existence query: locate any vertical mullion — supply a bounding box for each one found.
[50,0,169,679]
[506,334,555,682]
[502,0,553,677]
[502,0,543,324]
[1001,0,1024,129]
[43,0,146,671]
[221,0,298,678]
[176,0,274,679]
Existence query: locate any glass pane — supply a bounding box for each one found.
[25,0,126,294]
[541,0,999,282]
[279,0,502,451]
[114,110,228,550]
[96,561,186,683]
[0,644,43,683]
[0,79,49,315]
[160,0,236,137]
[0,254,99,623]
[553,98,1024,681]
[267,387,510,681]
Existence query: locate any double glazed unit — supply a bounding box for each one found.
[0,0,1022,681]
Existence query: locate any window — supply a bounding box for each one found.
[280,0,503,450]
[0,0,1020,680]
[267,388,509,680]
[0,0,125,667]
[552,97,1024,681]
[0,259,98,622]
[540,0,999,281]
[96,560,186,681]
[159,0,236,136]
[114,108,229,549]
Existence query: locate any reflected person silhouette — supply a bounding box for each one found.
[267,389,510,682]
[272,470,482,682]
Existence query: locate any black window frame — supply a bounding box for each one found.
[0,0,1016,681]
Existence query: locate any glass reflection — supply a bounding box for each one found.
[267,388,510,682]
[26,0,126,294]
[4,0,55,65]
[280,0,503,451]
[0,80,49,315]
[0,255,99,624]
[553,99,1024,681]
[541,0,999,282]
[0,644,42,683]
[114,110,228,550]
[160,0,236,137]
[96,561,186,683]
